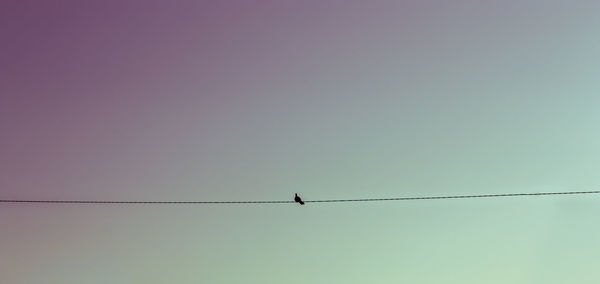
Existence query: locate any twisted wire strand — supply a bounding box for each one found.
[2,190,599,205]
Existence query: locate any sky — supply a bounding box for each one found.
[2,0,600,283]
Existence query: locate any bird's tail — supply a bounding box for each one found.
[299,201,305,205]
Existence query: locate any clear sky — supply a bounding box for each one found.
[2,1,600,283]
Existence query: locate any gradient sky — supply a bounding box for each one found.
[2,1,600,283]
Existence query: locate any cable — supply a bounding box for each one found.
[306,190,600,202]
[1,190,600,205]
[0,200,293,204]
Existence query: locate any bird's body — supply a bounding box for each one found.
[294,193,305,205]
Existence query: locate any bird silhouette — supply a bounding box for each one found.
[294,193,305,205]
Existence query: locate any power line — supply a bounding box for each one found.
[0,200,293,204]
[1,190,600,205]
[307,190,600,202]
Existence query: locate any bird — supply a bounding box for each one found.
[294,193,305,205]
